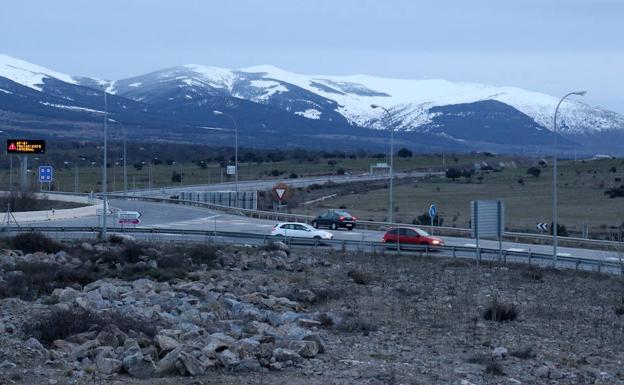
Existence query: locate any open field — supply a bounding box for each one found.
[0,144,513,193]
[1,235,624,384]
[292,157,624,236]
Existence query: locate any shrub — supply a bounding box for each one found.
[445,168,462,181]
[522,267,544,281]
[550,223,569,237]
[10,232,64,254]
[185,244,219,267]
[605,185,624,198]
[24,308,158,346]
[483,300,519,322]
[510,346,536,359]
[414,212,443,226]
[108,234,125,244]
[348,269,372,285]
[171,171,182,183]
[335,314,378,334]
[0,262,98,300]
[122,242,145,263]
[397,148,412,158]
[485,361,505,376]
[24,308,101,345]
[527,167,541,177]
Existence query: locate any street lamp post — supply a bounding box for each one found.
[552,90,586,265]
[102,88,109,239]
[213,110,239,204]
[370,104,395,223]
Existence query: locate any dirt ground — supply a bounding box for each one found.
[2,244,624,385]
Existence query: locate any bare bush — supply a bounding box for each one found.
[24,307,158,346]
[0,262,98,300]
[483,300,519,322]
[510,345,536,359]
[348,269,373,285]
[10,232,64,254]
[335,313,378,334]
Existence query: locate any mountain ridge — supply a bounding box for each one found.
[1,54,623,155]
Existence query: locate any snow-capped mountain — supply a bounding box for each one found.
[1,54,623,154]
[112,63,624,137]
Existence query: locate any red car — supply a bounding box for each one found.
[382,226,444,246]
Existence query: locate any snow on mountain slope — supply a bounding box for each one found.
[0,54,77,91]
[240,65,624,134]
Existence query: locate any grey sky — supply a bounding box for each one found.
[2,0,623,112]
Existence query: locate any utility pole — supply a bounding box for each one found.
[102,88,108,239]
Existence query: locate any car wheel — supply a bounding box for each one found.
[331,222,337,230]
[313,235,321,240]
[312,221,319,229]
[275,234,283,237]
[347,226,353,231]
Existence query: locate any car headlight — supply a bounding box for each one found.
[432,240,440,245]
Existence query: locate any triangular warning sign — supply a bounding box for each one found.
[275,188,286,199]
[8,143,16,151]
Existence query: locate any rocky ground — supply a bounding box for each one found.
[1,233,624,385]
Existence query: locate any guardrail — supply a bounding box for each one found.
[1,226,621,275]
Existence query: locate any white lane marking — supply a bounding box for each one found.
[507,248,526,252]
[557,252,572,257]
[151,215,220,228]
[464,243,477,247]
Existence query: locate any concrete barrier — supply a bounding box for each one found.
[0,192,101,223]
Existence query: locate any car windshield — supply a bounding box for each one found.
[414,228,430,236]
[334,211,352,217]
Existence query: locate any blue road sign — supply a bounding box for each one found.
[39,166,53,182]
[429,204,437,218]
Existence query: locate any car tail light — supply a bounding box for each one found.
[339,216,344,221]
[352,216,357,220]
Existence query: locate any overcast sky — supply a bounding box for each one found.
[2,0,623,112]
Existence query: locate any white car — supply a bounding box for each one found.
[271,222,334,240]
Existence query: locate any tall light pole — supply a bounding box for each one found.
[213,110,239,204]
[371,104,395,223]
[102,88,109,239]
[552,90,586,264]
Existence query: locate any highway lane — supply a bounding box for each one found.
[121,171,431,197]
[25,197,621,264]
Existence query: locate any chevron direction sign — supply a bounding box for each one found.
[536,223,549,231]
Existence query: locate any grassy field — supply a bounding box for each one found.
[0,152,511,193]
[294,157,624,235]
[1,144,621,236]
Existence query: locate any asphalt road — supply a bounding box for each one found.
[28,198,623,265]
[121,171,429,197]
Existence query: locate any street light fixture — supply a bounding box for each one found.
[213,110,239,204]
[370,104,395,223]
[552,90,586,265]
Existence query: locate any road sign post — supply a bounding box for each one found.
[428,204,437,235]
[38,166,53,191]
[272,182,290,211]
[471,199,505,263]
